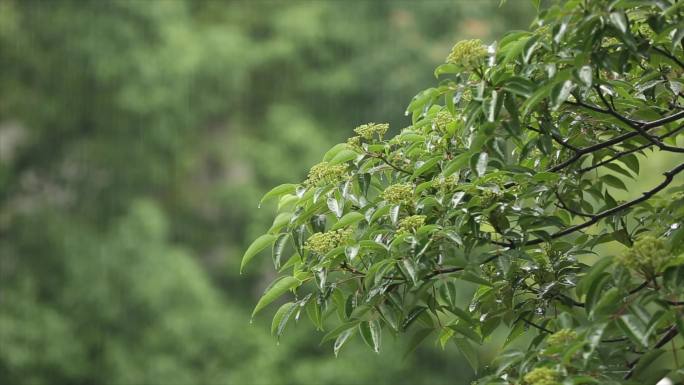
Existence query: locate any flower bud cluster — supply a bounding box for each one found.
[354,122,389,140]
[432,110,454,132]
[346,135,362,151]
[397,215,426,234]
[617,235,669,274]
[546,328,577,346]
[381,183,414,204]
[306,162,348,186]
[523,367,559,385]
[480,189,501,208]
[432,175,458,190]
[304,228,353,255]
[446,39,487,68]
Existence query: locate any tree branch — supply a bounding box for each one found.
[547,110,684,172]
[595,86,684,153]
[651,45,684,69]
[523,162,684,246]
[577,123,684,174]
[624,325,679,379]
[527,125,579,152]
[554,190,594,217]
[372,153,413,175]
[425,266,464,279]
[518,317,553,334]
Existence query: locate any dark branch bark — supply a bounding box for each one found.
[500,162,684,248]
[651,45,684,69]
[577,123,684,174]
[547,110,684,172]
[624,325,679,379]
[595,86,684,153]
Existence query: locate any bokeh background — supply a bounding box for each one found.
[0,1,537,384]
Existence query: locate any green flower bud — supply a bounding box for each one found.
[346,135,362,151]
[480,189,501,208]
[446,39,487,68]
[304,228,353,255]
[523,367,560,385]
[617,235,670,275]
[397,215,426,234]
[381,183,414,205]
[432,110,454,132]
[636,23,654,40]
[306,162,348,186]
[546,328,577,346]
[432,175,459,191]
[354,122,389,140]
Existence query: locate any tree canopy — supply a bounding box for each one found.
[0,1,535,384]
[244,0,684,383]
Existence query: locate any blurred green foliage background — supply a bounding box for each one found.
[0,1,535,384]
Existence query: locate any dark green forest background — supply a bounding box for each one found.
[0,1,535,384]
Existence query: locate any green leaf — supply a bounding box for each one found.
[331,212,364,230]
[585,272,612,314]
[443,152,472,176]
[434,63,459,77]
[503,321,525,347]
[402,258,419,285]
[476,152,488,177]
[403,328,432,359]
[619,153,640,175]
[252,276,301,318]
[413,156,440,178]
[609,12,628,34]
[454,338,479,371]
[327,196,343,218]
[329,149,358,165]
[601,174,627,190]
[589,287,621,320]
[458,271,493,287]
[359,320,382,353]
[447,307,476,327]
[272,233,289,269]
[449,323,481,344]
[321,321,361,343]
[533,172,560,182]
[322,143,349,162]
[578,65,592,87]
[552,80,574,110]
[439,327,455,349]
[521,69,572,115]
[333,327,356,357]
[260,184,297,206]
[577,257,613,298]
[271,302,297,338]
[629,349,665,380]
[268,212,293,234]
[241,234,277,273]
[617,314,648,348]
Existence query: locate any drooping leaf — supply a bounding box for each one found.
[252,276,301,318]
[241,234,277,273]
